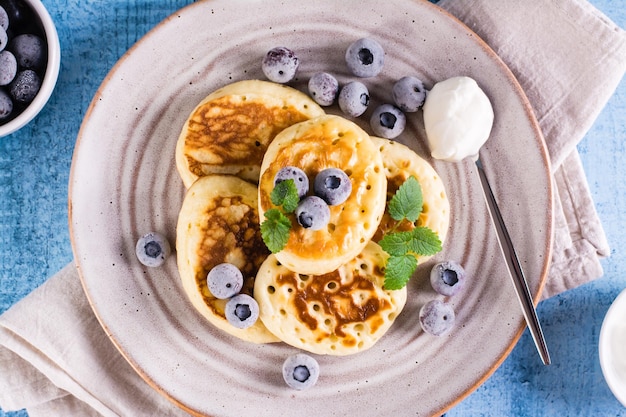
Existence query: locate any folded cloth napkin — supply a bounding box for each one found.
[1,0,624,415]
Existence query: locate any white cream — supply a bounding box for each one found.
[422,76,494,162]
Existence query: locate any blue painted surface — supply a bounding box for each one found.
[0,1,624,416]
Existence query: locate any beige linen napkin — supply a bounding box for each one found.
[1,0,624,415]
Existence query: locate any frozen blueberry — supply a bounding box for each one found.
[10,34,46,70]
[1,0,33,29]
[0,89,12,120]
[0,6,8,31]
[225,294,259,329]
[430,261,466,296]
[419,299,455,336]
[392,76,427,112]
[274,166,309,198]
[135,232,171,267]
[0,26,7,52]
[370,104,406,139]
[282,353,320,390]
[262,46,299,83]
[338,81,369,117]
[0,50,17,85]
[345,38,384,78]
[295,196,330,231]
[308,72,338,106]
[9,69,40,104]
[207,263,244,299]
[314,168,352,206]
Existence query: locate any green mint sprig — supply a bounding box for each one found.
[379,176,442,290]
[260,179,299,253]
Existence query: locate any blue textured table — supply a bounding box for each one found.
[0,1,624,416]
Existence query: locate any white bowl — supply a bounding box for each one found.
[599,288,626,407]
[0,0,61,137]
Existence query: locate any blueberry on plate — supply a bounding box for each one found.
[370,103,406,139]
[282,353,320,390]
[262,46,299,84]
[308,72,338,106]
[225,294,259,329]
[419,299,455,336]
[338,81,369,117]
[392,76,427,112]
[314,168,352,206]
[345,38,384,78]
[430,260,466,296]
[207,263,244,299]
[295,196,330,230]
[274,166,309,198]
[135,232,171,267]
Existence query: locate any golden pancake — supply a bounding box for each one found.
[258,115,387,275]
[254,242,407,355]
[371,137,450,256]
[176,174,279,343]
[176,80,325,188]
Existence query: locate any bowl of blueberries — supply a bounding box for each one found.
[0,0,60,137]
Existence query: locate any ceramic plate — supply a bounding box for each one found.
[599,288,626,407]
[69,0,553,415]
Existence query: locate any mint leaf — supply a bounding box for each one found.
[388,175,423,222]
[379,230,413,256]
[271,179,299,213]
[260,209,291,253]
[408,227,442,256]
[384,254,418,290]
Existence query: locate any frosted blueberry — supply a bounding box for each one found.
[10,34,46,70]
[392,76,427,112]
[0,6,8,31]
[9,69,40,104]
[314,168,352,206]
[338,81,369,117]
[0,50,17,85]
[0,26,7,52]
[282,353,320,390]
[295,196,330,231]
[262,46,299,83]
[419,299,455,336]
[0,89,12,120]
[308,72,338,106]
[135,232,171,267]
[207,263,244,299]
[274,166,309,198]
[345,38,384,78]
[369,104,406,139]
[430,261,466,296]
[225,294,259,329]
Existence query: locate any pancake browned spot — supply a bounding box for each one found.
[176,80,325,187]
[258,115,387,276]
[176,174,279,343]
[254,242,407,355]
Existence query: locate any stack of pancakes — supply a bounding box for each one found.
[175,80,450,355]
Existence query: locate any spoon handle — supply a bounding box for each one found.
[475,158,551,365]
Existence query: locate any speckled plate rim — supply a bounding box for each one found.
[68,0,553,415]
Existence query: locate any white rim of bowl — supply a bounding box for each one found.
[599,287,626,407]
[0,0,61,137]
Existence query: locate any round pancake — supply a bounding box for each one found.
[371,137,450,256]
[176,80,325,188]
[176,174,279,343]
[258,115,387,276]
[254,242,407,355]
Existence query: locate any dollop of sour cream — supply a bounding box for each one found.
[422,76,494,162]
